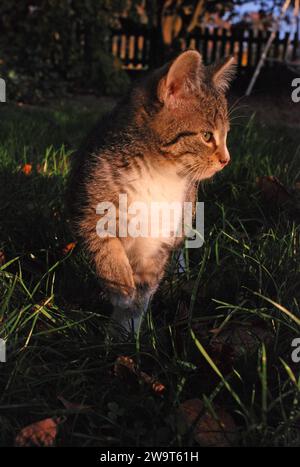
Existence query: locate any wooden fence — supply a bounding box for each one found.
[110,27,299,71]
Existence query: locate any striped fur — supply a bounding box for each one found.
[68,51,235,323]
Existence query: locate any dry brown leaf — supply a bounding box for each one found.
[114,356,136,375]
[113,356,138,387]
[62,242,77,255]
[114,356,166,395]
[211,323,273,359]
[21,163,32,176]
[178,399,237,447]
[139,371,166,394]
[15,417,62,447]
[257,176,293,206]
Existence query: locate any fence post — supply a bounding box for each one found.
[292,33,298,61]
[247,29,253,68]
[149,26,165,69]
[109,24,299,74]
[237,29,244,67]
[220,28,227,59]
[211,27,218,63]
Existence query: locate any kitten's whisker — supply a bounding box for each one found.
[230,122,248,128]
[228,102,249,115]
[229,114,249,122]
[228,96,248,116]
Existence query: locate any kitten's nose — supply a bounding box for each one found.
[217,150,230,166]
[219,156,230,166]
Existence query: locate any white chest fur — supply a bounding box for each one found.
[121,167,187,261]
[131,167,186,205]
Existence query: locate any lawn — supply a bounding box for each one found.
[0,97,300,447]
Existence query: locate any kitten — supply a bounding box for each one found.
[69,50,235,330]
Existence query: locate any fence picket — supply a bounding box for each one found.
[110,27,299,72]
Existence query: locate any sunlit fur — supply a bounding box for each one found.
[68,51,236,323]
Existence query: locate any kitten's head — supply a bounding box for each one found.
[141,50,236,181]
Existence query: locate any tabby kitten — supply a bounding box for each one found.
[69,50,235,329]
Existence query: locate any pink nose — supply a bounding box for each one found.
[219,155,230,166]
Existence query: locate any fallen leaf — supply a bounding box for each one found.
[62,242,77,255]
[21,163,32,175]
[208,339,235,373]
[257,176,293,206]
[178,399,237,447]
[113,356,139,387]
[114,356,166,395]
[210,323,273,359]
[15,417,62,447]
[114,356,136,375]
[140,372,165,394]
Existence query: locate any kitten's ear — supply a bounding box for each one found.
[158,50,203,108]
[212,57,236,93]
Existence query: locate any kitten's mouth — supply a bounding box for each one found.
[205,166,222,176]
[184,161,227,181]
[199,163,227,180]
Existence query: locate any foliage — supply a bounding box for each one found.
[142,1,298,45]
[0,1,297,101]
[0,1,130,102]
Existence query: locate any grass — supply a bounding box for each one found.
[0,98,300,447]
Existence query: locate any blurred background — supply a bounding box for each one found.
[0,0,299,102]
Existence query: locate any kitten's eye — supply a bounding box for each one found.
[202,131,213,143]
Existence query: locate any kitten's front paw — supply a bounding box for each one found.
[110,290,136,309]
[99,258,136,303]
